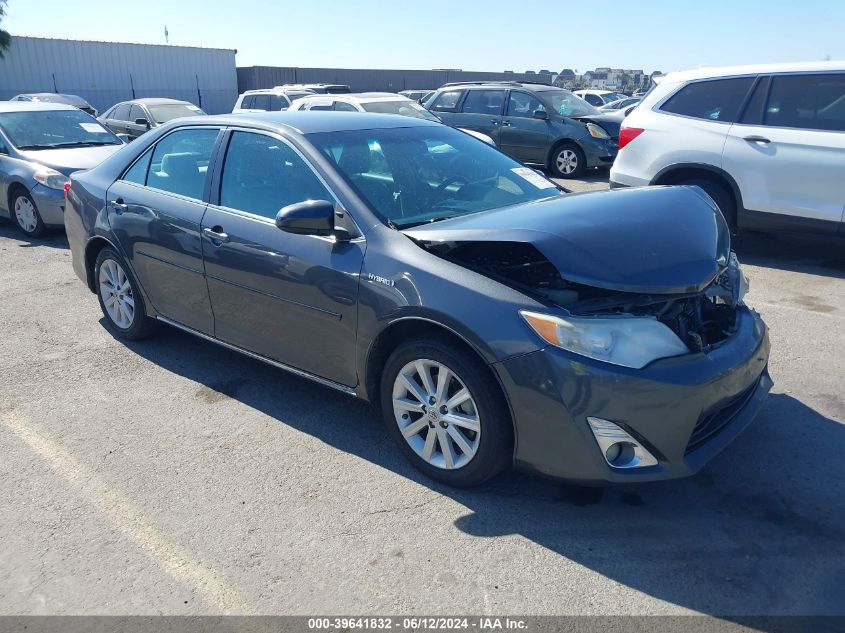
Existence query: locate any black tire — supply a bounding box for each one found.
[681,179,737,228]
[94,247,155,340]
[10,188,48,238]
[380,337,513,487]
[549,142,586,179]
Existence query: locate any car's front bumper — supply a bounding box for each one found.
[30,183,66,228]
[494,307,771,484]
[582,137,618,169]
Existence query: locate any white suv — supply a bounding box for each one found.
[232,88,315,113]
[611,62,845,235]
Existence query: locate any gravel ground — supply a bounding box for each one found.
[1,174,843,615]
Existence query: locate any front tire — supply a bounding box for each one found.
[11,189,48,238]
[550,143,586,179]
[380,337,513,487]
[95,248,155,340]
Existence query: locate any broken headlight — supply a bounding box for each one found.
[520,310,689,369]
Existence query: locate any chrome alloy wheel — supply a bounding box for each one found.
[14,195,38,233]
[555,148,579,175]
[98,259,135,329]
[392,359,481,470]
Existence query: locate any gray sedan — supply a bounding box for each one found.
[0,102,123,237]
[65,112,770,487]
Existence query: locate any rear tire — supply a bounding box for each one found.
[380,337,513,487]
[94,247,155,340]
[10,188,48,238]
[550,143,586,179]
[681,179,737,228]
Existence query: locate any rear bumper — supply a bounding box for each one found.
[30,184,66,228]
[494,308,771,484]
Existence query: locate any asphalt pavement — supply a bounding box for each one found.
[0,173,843,615]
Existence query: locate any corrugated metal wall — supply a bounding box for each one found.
[0,37,239,114]
[237,66,553,93]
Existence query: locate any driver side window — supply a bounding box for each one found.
[506,92,545,118]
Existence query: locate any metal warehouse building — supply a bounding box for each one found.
[0,36,238,114]
[237,66,551,93]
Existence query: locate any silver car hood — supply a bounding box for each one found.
[19,145,124,175]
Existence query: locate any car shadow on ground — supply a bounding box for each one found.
[119,322,845,617]
[0,219,70,250]
[734,231,845,279]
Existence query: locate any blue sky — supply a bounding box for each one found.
[4,0,844,73]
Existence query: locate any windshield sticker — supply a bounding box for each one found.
[511,167,557,189]
[80,122,108,133]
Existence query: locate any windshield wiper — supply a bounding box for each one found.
[44,141,119,148]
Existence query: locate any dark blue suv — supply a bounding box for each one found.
[426,81,620,178]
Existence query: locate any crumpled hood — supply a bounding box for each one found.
[19,144,123,175]
[405,186,731,295]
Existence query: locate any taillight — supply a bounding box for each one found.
[618,127,644,150]
[63,181,71,199]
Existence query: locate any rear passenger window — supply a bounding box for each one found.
[763,73,845,131]
[269,95,287,111]
[660,77,754,122]
[430,90,464,112]
[461,90,505,115]
[113,104,131,121]
[219,132,333,219]
[146,128,219,200]
[122,148,153,185]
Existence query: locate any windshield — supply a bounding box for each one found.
[307,126,562,229]
[543,90,601,117]
[147,104,206,123]
[361,100,441,121]
[0,109,120,149]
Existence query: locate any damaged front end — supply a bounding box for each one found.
[416,239,748,366]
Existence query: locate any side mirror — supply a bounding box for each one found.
[134,118,150,129]
[276,200,340,238]
[532,110,549,119]
[116,133,131,143]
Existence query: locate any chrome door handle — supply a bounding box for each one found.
[743,135,771,144]
[502,120,512,127]
[110,198,128,214]
[203,226,229,244]
[491,119,499,125]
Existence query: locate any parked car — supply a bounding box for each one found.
[425,81,620,177]
[10,93,98,117]
[399,89,433,102]
[599,97,641,112]
[289,93,495,144]
[232,88,315,113]
[99,98,206,141]
[65,112,770,487]
[277,83,351,94]
[610,61,845,235]
[573,90,627,107]
[0,102,123,236]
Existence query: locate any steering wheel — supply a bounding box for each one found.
[436,176,469,194]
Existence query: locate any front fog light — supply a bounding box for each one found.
[587,417,658,469]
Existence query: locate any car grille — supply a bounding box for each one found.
[685,376,761,454]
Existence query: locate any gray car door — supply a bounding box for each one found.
[106,126,222,334]
[200,130,365,386]
[499,90,552,163]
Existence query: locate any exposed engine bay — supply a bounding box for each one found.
[419,240,744,353]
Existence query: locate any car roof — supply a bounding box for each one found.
[662,60,845,83]
[0,101,79,113]
[441,82,558,91]
[180,111,436,134]
[243,88,315,95]
[297,93,409,104]
[17,92,89,104]
[130,98,196,106]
